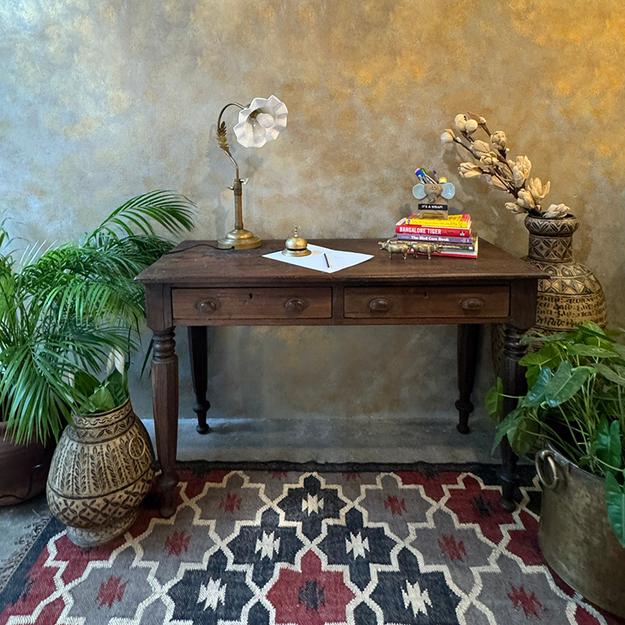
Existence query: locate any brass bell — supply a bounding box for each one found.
[282,226,311,257]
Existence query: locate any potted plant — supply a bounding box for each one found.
[489,322,625,616]
[46,361,156,547]
[0,190,194,505]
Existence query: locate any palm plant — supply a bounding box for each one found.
[0,190,194,444]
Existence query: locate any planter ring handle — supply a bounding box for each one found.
[535,449,560,490]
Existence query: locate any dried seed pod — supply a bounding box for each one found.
[464,119,479,133]
[454,114,469,131]
[542,203,571,218]
[512,155,532,187]
[458,162,482,178]
[473,140,490,157]
[440,129,455,144]
[491,131,507,150]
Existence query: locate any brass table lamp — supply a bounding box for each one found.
[215,95,288,250]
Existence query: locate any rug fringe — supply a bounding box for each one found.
[0,515,51,593]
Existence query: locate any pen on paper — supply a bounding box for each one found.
[323,253,330,268]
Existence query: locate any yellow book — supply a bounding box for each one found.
[404,213,471,227]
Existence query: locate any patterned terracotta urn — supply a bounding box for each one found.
[46,400,155,548]
[524,215,606,332]
[493,215,606,374]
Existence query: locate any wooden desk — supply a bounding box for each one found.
[137,239,544,516]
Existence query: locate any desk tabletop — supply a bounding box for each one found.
[137,239,546,286]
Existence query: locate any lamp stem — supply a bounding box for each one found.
[216,102,244,176]
[233,177,244,231]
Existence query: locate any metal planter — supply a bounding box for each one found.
[536,446,625,618]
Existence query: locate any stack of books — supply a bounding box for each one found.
[395,213,478,259]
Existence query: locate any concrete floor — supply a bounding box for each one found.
[143,411,496,464]
[0,410,497,575]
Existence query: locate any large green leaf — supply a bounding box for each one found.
[492,406,523,453]
[521,343,561,387]
[543,362,593,407]
[492,406,542,456]
[484,377,503,421]
[72,370,100,401]
[104,370,129,408]
[567,344,619,359]
[523,367,553,407]
[520,343,560,368]
[509,413,542,456]
[576,321,610,340]
[81,386,116,414]
[605,472,625,547]
[592,419,622,470]
[596,363,625,386]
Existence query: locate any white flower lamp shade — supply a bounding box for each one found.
[233,95,288,148]
[216,95,288,250]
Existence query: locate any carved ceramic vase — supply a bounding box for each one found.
[493,215,606,373]
[525,214,606,332]
[46,400,154,548]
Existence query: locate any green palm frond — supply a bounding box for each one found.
[86,190,195,243]
[0,190,196,444]
[0,318,132,445]
[23,246,142,327]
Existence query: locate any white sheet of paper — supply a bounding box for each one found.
[263,244,373,274]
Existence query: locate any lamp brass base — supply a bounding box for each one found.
[217,228,262,250]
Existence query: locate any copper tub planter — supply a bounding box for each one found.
[0,422,54,506]
[536,446,625,618]
[46,400,155,548]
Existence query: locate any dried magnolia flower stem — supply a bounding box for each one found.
[441,113,572,219]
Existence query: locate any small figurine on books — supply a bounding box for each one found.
[412,168,456,219]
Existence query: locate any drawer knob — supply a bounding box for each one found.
[196,298,219,314]
[284,297,308,313]
[461,297,484,311]
[369,297,391,312]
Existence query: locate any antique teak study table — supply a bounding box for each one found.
[137,239,545,517]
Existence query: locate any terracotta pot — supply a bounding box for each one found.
[0,422,54,506]
[536,446,625,618]
[46,400,155,548]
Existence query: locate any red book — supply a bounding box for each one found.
[397,232,473,244]
[396,223,472,238]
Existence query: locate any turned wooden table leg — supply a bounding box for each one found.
[188,326,211,434]
[152,328,179,518]
[500,323,527,511]
[456,324,481,434]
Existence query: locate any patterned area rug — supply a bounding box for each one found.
[0,462,623,625]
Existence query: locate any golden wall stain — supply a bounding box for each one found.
[1,0,624,420]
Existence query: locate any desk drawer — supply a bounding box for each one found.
[344,286,509,319]
[173,287,332,321]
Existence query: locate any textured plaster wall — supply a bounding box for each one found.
[2,0,624,423]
